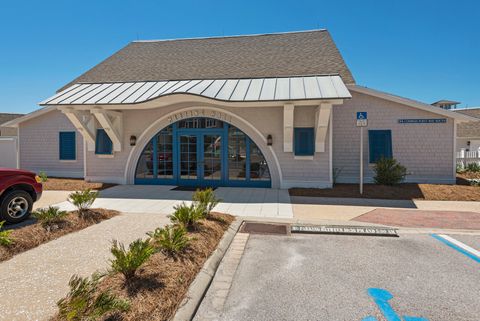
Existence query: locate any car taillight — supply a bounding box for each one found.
[35,175,42,183]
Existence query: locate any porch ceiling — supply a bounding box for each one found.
[40,75,351,106]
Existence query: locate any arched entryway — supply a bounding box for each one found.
[134,117,271,187]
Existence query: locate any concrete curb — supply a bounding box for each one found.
[172,218,243,321]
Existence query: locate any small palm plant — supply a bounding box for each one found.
[32,206,68,229]
[192,188,221,218]
[68,189,99,216]
[57,273,129,321]
[110,239,154,280]
[148,225,190,256]
[169,202,203,229]
[0,221,13,246]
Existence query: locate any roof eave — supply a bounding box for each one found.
[348,85,478,123]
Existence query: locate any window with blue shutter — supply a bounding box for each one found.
[294,128,315,156]
[59,132,76,160]
[95,129,113,155]
[368,130,393,163]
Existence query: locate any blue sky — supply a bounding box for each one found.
[0,0,478,114]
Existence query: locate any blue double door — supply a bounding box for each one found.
[177,130,225,186]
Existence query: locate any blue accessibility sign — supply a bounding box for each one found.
[356,112,368,127]
[362,288,428,321]
[357,112,368,120]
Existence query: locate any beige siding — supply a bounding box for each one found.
[85,104,331,186]
[19,110,84,177]
[333,91,455,184]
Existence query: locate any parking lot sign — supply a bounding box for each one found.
[357,112,368,127]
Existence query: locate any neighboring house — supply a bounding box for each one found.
[2,30,476,187]
[453,108,480,152]
[0,113,23,136]
[432,100,461,110]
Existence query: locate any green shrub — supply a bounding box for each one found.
[38,171,48,183]
[57,273,129,321]
[0,221,13,246]
[110,239,154,280]
[466,162,480,172]
[193,188,221,218]
[169,202,203,229]
[373,157,407,186]
[32,206,68,228]
[148,225,189,255]
[69,189,99,215]
[456,163,465,173]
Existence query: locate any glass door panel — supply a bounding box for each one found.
[179,134,198,180]
[203,134,222,181]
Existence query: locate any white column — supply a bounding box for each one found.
[315,103,332,152]
[283,104,294,152]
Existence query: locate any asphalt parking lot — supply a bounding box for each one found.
[197,232,480,321]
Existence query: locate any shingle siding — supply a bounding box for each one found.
[333,92,455,184]
[19,111,84,177]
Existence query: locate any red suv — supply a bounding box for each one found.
[0,168,43,223]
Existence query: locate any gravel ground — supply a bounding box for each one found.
[0,212,169,321]
[212,233,479,321]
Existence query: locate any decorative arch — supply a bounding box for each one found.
[124,106,282,188]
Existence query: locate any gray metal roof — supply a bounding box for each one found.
[41,75,351,105]
[59,30,355,92]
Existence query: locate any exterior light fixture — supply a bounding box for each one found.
[130,135,137,146]
[267,134,273,146]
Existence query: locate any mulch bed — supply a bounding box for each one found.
[43,178,116,191]
[290,181,480,201]
[0,209,119,262]
[51,212,234,321]
[353,208,480,230]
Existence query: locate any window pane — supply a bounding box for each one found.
[228,127,247,180]
[250,140,270,181]
[156,126,173,179]
[135,141,154,178]
[95,129,113,155]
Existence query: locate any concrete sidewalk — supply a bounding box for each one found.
[53,185,294,219]
[0,212,169,321]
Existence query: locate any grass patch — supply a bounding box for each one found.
[51,212,234,321]
[0,209,119,262]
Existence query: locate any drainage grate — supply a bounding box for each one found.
[240,222,289,235]
[291,225,398,237]
[171,186,218,191]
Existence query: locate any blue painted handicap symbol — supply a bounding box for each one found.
[362,288,428,321]
[357,112,368,120]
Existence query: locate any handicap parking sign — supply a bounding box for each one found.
[357,112,368,127]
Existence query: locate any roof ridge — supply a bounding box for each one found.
[132,29,328,43]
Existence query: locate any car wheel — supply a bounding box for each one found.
[0,190,33,224]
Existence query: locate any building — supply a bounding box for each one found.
[2,30,475,187]
[0,113,23,136]
[432,100,461,110]
[453,108,480,152]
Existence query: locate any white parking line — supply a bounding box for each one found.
[437,234,480,258]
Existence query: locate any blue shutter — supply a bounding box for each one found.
[368,130,392,163]
[294,128,315,156]
[95,129,113,154]
[59,132,76,160]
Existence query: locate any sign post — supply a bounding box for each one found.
[356,112,368,195]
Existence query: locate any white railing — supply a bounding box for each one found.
[457,150,480,169]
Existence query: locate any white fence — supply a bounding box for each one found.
[0,137,18,168]
[457,150,480,169]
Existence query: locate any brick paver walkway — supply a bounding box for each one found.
[353,208,480,230]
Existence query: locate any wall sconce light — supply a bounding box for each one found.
[130,135,137,146]
[267,134,273,146]
[467,141,471,146]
